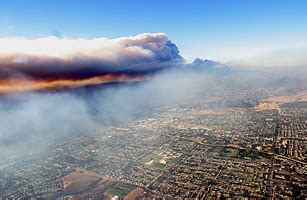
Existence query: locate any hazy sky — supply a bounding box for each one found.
[1,0,307,66]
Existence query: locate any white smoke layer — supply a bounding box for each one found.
[0,33,182,78]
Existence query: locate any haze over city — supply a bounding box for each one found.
[0,0,306,199]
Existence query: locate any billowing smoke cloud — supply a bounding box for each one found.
[0,52,306,160]
[0,68,212,158]
[0,33,182,92]
[0,93,97,143]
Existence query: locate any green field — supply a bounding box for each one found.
[213,147,240,158]
[153,162,166,169]
[141,153,163,164]
[105,183,136,197]
[236,172,254,183]
[227,168,254,184]
[140,152,167,169]
[211,146,223,153]
[223,148,240,157]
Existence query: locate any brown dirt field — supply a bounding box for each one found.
[124,187,144,200]
[255,101,281,112]
[269,91,307,103]
[61,170,114,197]
[63,171,102,190]
[254,90,307,112]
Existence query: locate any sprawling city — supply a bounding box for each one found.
[0,0,307,199]
[0,72,306,199]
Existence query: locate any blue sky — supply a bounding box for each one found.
[1,0,307,65]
